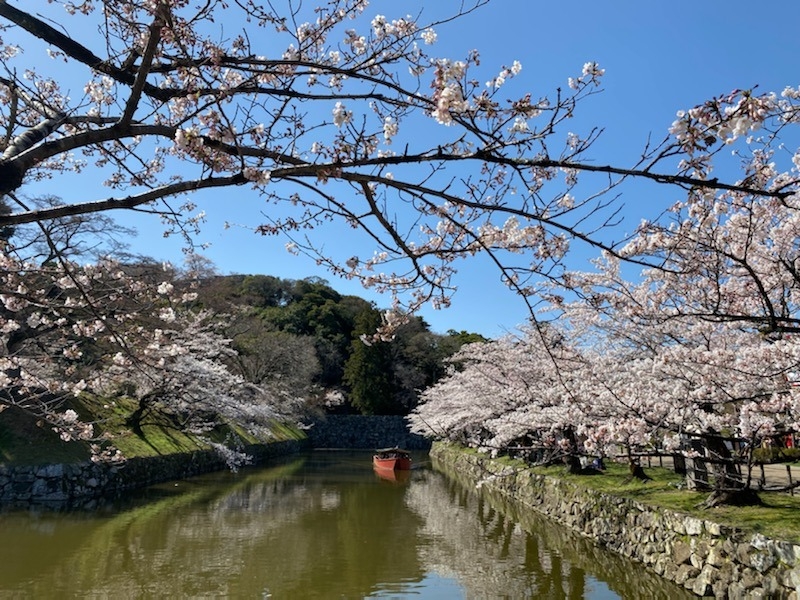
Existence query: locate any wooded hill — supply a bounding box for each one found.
[193,274,486,416]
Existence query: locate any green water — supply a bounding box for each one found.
[0,451,691,598]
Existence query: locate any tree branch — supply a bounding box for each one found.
[0,174,246,225]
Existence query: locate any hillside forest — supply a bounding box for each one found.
[193,272,485,416]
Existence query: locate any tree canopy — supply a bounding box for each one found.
[2,0,800,491]
[2,0,796,326]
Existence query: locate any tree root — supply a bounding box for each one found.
[696,487,763,509]
[622,462,652,484]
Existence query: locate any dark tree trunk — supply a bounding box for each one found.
[624,461,652,482]
[125,396,153,438]
[685,437,711,491]
[565,453,583,474]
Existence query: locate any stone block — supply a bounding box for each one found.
[737,543,755,567]
[751,533,770,550]
[772,541,800,566]
[675,564,700,585]
[741,567,762,590]
[672,516,687,535]
[642,542,658,564]
[11,479,33,495]
[41,490,68,502]
[692,563,718,597]
[673,540,692,565]
[727,581,746,598]
[705,520,722,535]
[712,579,730,599]
[760,572,781,596]
[685,516,704,536]
[723,538,738,555]
[36,464,64,478]
[693,538,711,559]
[31,478,49,496]
[784,566,800,589]
[750,550,777,574]
[707,542,727,568]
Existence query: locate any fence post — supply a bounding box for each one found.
[788,464,794,497]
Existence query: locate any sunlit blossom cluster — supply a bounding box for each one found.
[567,61,605,90]
[332,101,352,128]
[370,14,417,40]
[487,60,522,89]
[431,59,470,125]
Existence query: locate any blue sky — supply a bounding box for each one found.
[14,1,800,337]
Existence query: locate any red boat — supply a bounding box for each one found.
[372,447,412,471]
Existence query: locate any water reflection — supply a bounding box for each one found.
[416,462,693,599]
[0,451,690,598]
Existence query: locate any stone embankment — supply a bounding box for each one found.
[0,439,306,507]
[303,415,431,450]
[0,415,426,505]
[431,443,800,599]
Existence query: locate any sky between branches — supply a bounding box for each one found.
[18,0,800,338]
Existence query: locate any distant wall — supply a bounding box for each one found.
[0,439,306,507]
[432,443,800,599]
[303,415,431,450]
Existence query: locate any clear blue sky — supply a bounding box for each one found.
[17,1,800,337]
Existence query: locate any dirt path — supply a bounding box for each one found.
[642,455,799,492]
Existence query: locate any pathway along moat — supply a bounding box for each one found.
[0,451,691,598]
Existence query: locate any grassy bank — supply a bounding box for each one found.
[0,394,306,467]
[454,445,800,544]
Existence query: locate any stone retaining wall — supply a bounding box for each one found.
[2,414,426,505]
[431,443,800,599]
[303,415,431,450]
[0,439,306,507]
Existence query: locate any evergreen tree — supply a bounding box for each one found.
[343,309,397,415]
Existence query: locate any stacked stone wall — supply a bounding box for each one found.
[304,415,431,450]
[432,443,800,599]
[0,439,306,506]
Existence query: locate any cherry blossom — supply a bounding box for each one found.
[0,222,293,462]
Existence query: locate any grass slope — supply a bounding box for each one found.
[0,394,306,467]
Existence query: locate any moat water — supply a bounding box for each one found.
[0,451,691,598]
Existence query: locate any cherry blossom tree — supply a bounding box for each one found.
[93,306,301,469]
[551,218,800,502]
[1,1,797,329]
[409,326,588,469]
[0,209,295,463]
[0,240,180,446]
[411,260,800,504]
